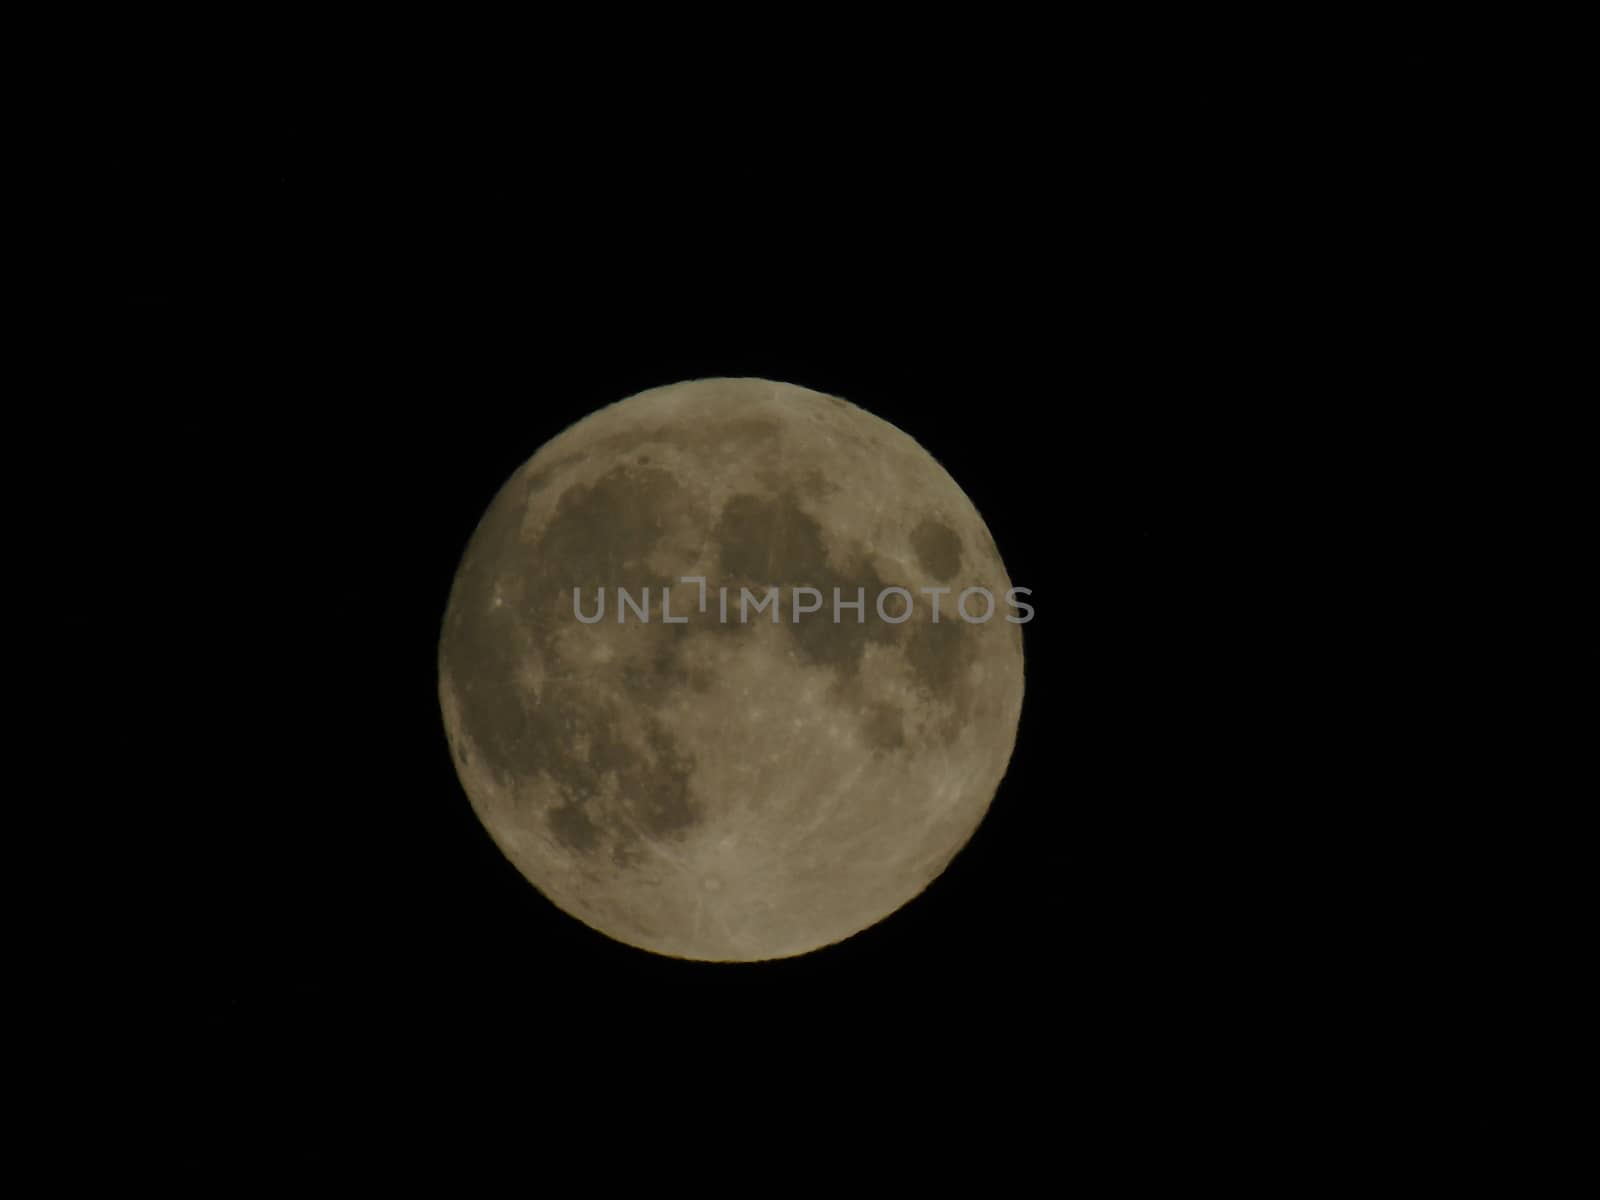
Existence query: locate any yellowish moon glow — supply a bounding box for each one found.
[439,378,1024,960]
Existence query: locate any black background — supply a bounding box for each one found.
[96,133,1406,1116]
[52,32,1547,1164]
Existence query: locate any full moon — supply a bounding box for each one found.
[439,378,1025,961]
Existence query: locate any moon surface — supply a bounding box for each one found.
[438,378,1025,961]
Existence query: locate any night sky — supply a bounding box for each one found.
[88,128,1499,1141]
